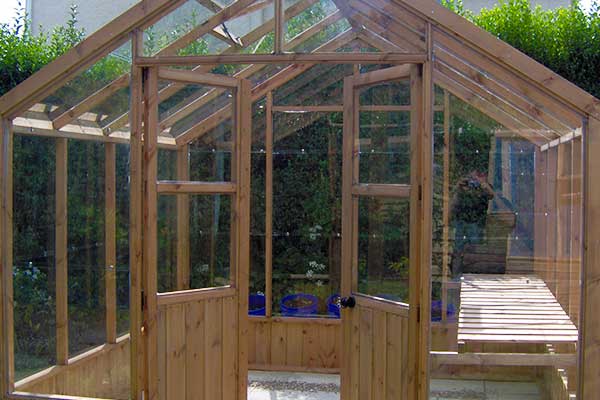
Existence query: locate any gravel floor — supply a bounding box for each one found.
[248,371,541,400]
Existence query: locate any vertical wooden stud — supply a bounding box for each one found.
[418,22,434,400]
[441,90,450,322]
[130,29,145,400]
[1,118,14,392]
[143,66,159,400]
[408,64,422,400]
[274,0,285,54]
[176,145,190,291]
[265,92,274,317]
[236,78,252,400]
[581,117,600,399]
[569,138,582,326]
[105,142,117,344]
[340,76,354,400]
[56,137,69,366]
[534,148,547,278]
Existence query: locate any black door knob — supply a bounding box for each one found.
[340,296,356,309]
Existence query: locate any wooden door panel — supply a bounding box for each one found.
[353,303,409,400]
[157,294,238,400]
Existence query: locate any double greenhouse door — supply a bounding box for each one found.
[137,64,430,400]
[340,65,431,400]
[140,68,252,400]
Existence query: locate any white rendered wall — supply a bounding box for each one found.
[29,0,140,36]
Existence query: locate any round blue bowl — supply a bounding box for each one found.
[280,293,319,317]
[327,294,341,318]
[249,293,266,316]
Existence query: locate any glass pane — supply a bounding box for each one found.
[67,140,106,356]
[285,0,351,53]
[430,87,583,398]
[144,0,275,56]
[158,78,234,182]
[274,64,353,106]
[13,135,56,379]
[272,112,343,317]
[357,111,411,184]
[115,144,130,335]
[41,40,131,133]
[357,197,410,303]
[250,117,266,315]
[157,194,232,293]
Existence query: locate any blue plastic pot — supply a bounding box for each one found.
[327,294,341,318]
[431,300,456,321]
[280,293,319,317]
[249,293,266,316]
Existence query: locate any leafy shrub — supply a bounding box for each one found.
[0,3,84,96]
[442,0,600,98]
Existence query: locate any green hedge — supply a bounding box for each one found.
[442,0,600,98]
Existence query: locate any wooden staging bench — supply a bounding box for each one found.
[458,274,579,346]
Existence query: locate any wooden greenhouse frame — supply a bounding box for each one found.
[0,0,599,399]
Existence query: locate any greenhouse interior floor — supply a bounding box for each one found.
[248,371,542,400]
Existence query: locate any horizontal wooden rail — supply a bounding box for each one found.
[249,316,341,325]
[158,68,239,89]
[157,286,235,306]
[10,392,114,400]
[14,334,130,392]
[354,293,410,317]
[352,184,411,198]
[135,52,428,66]
[430,351,577,368]
[157,181,236,194]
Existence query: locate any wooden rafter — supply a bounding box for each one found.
[158,9,347,131]
[104,0,320,135]
[174,29,358,146]
[0,0,189,118]
[434,70,548,146]
[397,0,600,120]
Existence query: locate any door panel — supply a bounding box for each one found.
[341,65,422,400]
[157,295,238,399]
[143,68,250,400]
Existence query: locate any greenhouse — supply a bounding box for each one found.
[0,0,599,399]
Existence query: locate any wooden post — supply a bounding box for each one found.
[265,92,274,317]
[569,138,582,326]
[441,90,450,322]
[105,142,117,344]
[408,64,422,400]
[340,75,356,400]
[176,145,190,291]
[274,0,285,54]
[419,30,434,398]
[1,118,14,392]
[55,137,69,366]
[581,116,600,399]
[142,66,159,400]
[533,147,547,278]
[129,29,145,400]
[236,78,252,400]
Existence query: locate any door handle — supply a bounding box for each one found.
[340,296,356,309]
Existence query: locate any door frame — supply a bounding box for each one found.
[136,66,252,400]
[340,63,433,400]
